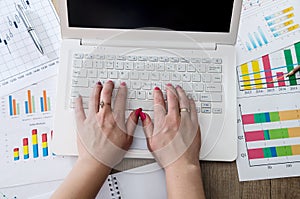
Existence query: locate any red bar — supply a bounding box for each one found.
[245,130,265,142]
[42,133,47,142]
[23,138,28,145]
[32,129,37,135]
[262,55,274,88]
[248,148,264,159]
[276,72,286,86]
[13,148,19,152]
[242,114,255,124]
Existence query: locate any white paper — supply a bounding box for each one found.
[235,0,300,65]
[0,0,60,96]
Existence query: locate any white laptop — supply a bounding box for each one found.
[52,0,242,161]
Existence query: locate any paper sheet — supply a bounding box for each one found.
[0,0,60,96]
[236,0,300,65]
[0,76,76,187]
[235,40,300,181]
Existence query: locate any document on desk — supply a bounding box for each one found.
[235,41,300,181]
[0,0,60,96]
[0,76,76,187]
[236,0,300,65]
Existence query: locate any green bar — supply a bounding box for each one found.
[47,97,51,111]
[284,49,297,85]
[276,146,292,156]
[269,128,289,139]
[263,147,272,158]
[269,112,280,122]
[254,113,266,123]
[17,104,20,115]
[32,96,35,113]
[264,130,270,140]
[295,42,300,65]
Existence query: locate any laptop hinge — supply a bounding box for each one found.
[80,39,217,50]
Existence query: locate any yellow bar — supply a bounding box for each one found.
[291,145,300,155]
[23,145,29,154]
[283,7,294,13]
[27,90,32,113]
[14,151,19,157]
[279,110,300,121]
[284,20,293,26]
[32,134,38,145]
[252,60,263,89]
[288,24,299,31]
[42,142,48,148]
[241,63,252,90]
[288,127,300,137]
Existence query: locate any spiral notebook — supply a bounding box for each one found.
[96,163,167,199]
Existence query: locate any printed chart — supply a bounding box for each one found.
[0,0,60,96]
[236,41,300,97]
[236,0,300,65]
[236,89,300,181]
[0,76,74,187]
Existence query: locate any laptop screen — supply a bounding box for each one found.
[67,0,234,33]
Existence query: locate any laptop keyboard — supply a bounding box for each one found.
[69,53,223,114]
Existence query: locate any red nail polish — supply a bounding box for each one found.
[121,82,126,86]
[140,112,146,121]
[154,87,160,90]
[135,108,142,117]
[97,81,102,85]
[166,83,172,86]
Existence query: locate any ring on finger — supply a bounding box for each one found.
[180,108,190,113]
[100,100,111,109]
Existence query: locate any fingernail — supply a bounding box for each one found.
[176,85,182,89]
[135,108,142,117]
[154,87,160,91]
[97,81,102,85]
[166,83,172,86]
[121,82,126,86]
[140,111,146,121]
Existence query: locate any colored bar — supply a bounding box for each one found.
[270,147,277,157]
[252,60,263,89]
[241,63,252,90]
[42,133,48,157]
[279,110,300,120]
[258,26,268,44]
[9,95,13,116]
[276,146,292,156]
[245,130,265,142]
[254,32,262,47]
[262,55,274,88]
[295,42,300,66]
[276,72,286,86]
[32,96,35,113]
[23,138,29,159]
[32,129,39,158]
[291,145,300,155]
[288,127,300,137]
[248,148,264,159]
[264,130,270,140]
[269,111,280,122]
[13,148,19,161]
[40,97,44,112]
[248,33,257,49]
[269,128,289,139]
[263,147,272,158]
[242,114,255,124]
[27,90,32,113]
[13,99,17,115]
[17,103,20,115]
[254,113,266,123]
[25,101,29,114]
[47,97,51,111]
[284,49,297,85]
[43,90,48,112]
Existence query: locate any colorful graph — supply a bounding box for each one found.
[237,41,300,90]
[8,89,52,116]
[240,105,300,166]
[13,129,50,161]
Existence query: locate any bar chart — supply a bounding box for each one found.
[237,41,300,91]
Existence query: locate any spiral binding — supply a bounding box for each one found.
[107,175,122,199]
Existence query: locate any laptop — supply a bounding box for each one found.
[52,0,242,161]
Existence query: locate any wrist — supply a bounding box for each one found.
[77,156,112,174]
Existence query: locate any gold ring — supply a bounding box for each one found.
[100,100,104,108]
[180,108,190,112]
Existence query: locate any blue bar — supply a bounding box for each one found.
[24,154,29,159]
[258,26,268,44]
[9,95,13,116]
[246,42,252,51]
[40,97,44,112]
[270,147,277,157]
[33,144,39,158]
[25,101,29,114]
[254,32,263,47]
[265,113,270,122]
[43,148,48,156]
[248,33,257,49]
[14,156,19,161]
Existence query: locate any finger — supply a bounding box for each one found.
[176,85,191,116]
[113,82,127,121]
[153,87,166,123]
[99,80,114,114]
[140,111,154,139]
[189,98,198,125]
[88,82,102,114]
[165,83,179,117]
[75,95,86,124]
[126,108,142,136]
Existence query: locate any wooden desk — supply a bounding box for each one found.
[51,0,300,198]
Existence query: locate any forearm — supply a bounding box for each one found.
[165,162,205,199]
[50,158,111,199]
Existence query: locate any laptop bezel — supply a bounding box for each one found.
[58,0,242,45]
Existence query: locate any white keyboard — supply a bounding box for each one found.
[70,53,223,114]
